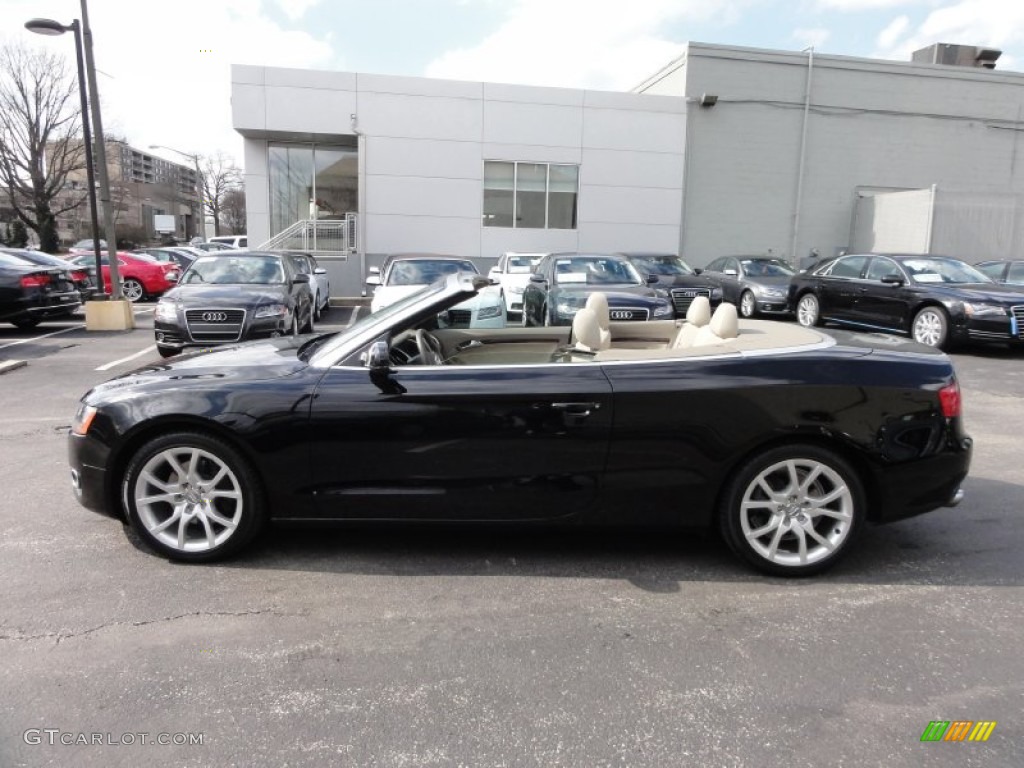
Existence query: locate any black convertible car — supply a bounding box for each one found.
[70,274,971,576]
[153,251,316,357]
[789,253,1024,349]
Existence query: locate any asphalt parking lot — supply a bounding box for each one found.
[1,309,1022,768]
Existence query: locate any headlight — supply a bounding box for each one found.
[761,287,788,299]
[254,303,288,318]
[556,299,584,317]
[653,301,674,318]
[963,302,1006,318]
[476,304,502,320]
[72,404,97,436]
[711,287,723,300]
[154,301,177,323]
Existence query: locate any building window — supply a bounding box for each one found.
[483,161,578,229]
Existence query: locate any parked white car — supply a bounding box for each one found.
[487,252,546,316]
[367,254,504,328]
[208,235,247,249]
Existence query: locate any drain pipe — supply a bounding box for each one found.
[351,110,366,295]
[789,46,814,264]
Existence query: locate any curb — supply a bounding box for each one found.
[0,359,28,375]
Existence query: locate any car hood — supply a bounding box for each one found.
[84,337,309,404]
[921,283,1024,304]
[553,284,659,301]
[654,275,721,290]
[163,284,289,306]
[746,275,793,288]
[374,283,497,311]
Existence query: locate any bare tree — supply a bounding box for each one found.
[0,43,86,253]
[221,186,246,234]
[198,152,242,236]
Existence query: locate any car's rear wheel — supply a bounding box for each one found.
[122,278,145,303]
[740,290,757,318]
[912,306,948,349]
[123,431,265,561]
[719,444,864,576]
[796,293,821,327]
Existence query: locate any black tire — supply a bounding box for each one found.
[157,346,179,358]
[740,290,757,318]
[12,318,40,330]
[313,293,322,322]
[796,293,821,327]
[303,302,315,333]
[122,278,145,303]
[719,443,865,577]
[911,306,949,349]
[521,302,531,327]
[123,431,266,562]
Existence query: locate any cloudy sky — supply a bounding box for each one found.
[1,0,1022,167]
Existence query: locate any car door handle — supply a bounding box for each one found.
[549,402,601,417]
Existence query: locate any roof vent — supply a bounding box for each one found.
[912,43,1002,69]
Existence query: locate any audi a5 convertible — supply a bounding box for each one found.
[69,273,971,576]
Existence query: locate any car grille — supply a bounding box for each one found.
[185,308,245,342]
[1013,306,1024,338]
[445,309,472,327]
[608,307,650,321]
[670,288,711,315]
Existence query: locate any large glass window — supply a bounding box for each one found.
[268,142,358,237]
[483,161,578,229]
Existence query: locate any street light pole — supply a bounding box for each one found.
[150,145,204,241]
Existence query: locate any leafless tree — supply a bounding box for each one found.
[198,152,242,236]
[221,186,247,234]
[0,43,86,252]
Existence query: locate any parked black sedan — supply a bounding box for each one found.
[0,249,82,328]
[521,252,673,326]
[789,253,1024,349]
[153,251,315,357]
[614,252,723,318]
[70,273,971,576]
[976,259,1024,287]
[1,247,94,301]
[700,255,797,318]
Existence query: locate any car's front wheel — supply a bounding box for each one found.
[740,290,757,318]
[123,431,265,561]
[719,444,864,576]
[912,306,949,349]
[796,293,821,327]
[122,278,145,303]
[313,292,322,321]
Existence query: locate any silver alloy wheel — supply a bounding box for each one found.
[913,308,945,347]
[133,446,244,553]
[122,278,144,302]
[740,290,756,318]
[796,294,819,327]
[739,457,854,567]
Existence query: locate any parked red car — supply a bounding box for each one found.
[67,252,179,302]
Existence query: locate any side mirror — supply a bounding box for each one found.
[646,274,659,284]
[529,273,547,283]
[488,268,501,285]
[693,268,703,275]
[365,274,381,286]
[292,273,311,284]
[313,267,327,275]
[364,340,390,370]
[881,274,904,286]
[369,266,381,275]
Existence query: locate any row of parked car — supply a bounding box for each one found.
[375,250,1023,351]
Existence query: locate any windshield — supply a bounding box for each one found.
[902,258,992,284]
[740,258,795,277]
[553,256,642,286]
[505,255,542,274]
[629,255,694,276]
[386,259,479,286]
[182,255,285,285]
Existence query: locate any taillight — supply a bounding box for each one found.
[939,381,961,418]
[20,273,51,288]
[71,270,88,281]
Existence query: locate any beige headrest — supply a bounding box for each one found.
[709,302,739,339]
[686,295,711,326]
[572,308,604,352]
[585,292,610,330]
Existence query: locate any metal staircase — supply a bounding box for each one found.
[259,212,357,254]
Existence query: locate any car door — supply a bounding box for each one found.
[307,359,613,520]
[855,256,914,331]
[816,255,867,322]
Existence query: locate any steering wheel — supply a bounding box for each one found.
[415,329,444,365]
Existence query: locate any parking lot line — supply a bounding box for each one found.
[0,325,83,350]
[96,345,157,371]
[344,307,361,327]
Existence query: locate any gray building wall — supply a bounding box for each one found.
[638,42,1024,266]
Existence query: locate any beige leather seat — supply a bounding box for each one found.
[571,307,607,353]
[671,295,712,348]
[584,292,612,348]
[692,302,739,347]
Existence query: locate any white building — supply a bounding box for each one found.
[232,41,1024,293]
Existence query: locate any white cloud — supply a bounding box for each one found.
[876,15,910,49]
[872,0,1024,64]
[817,0,921,10]
[0,0,335,163]
[793,28,832,49]
[275,0,322,21]
[424,0,732,91]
